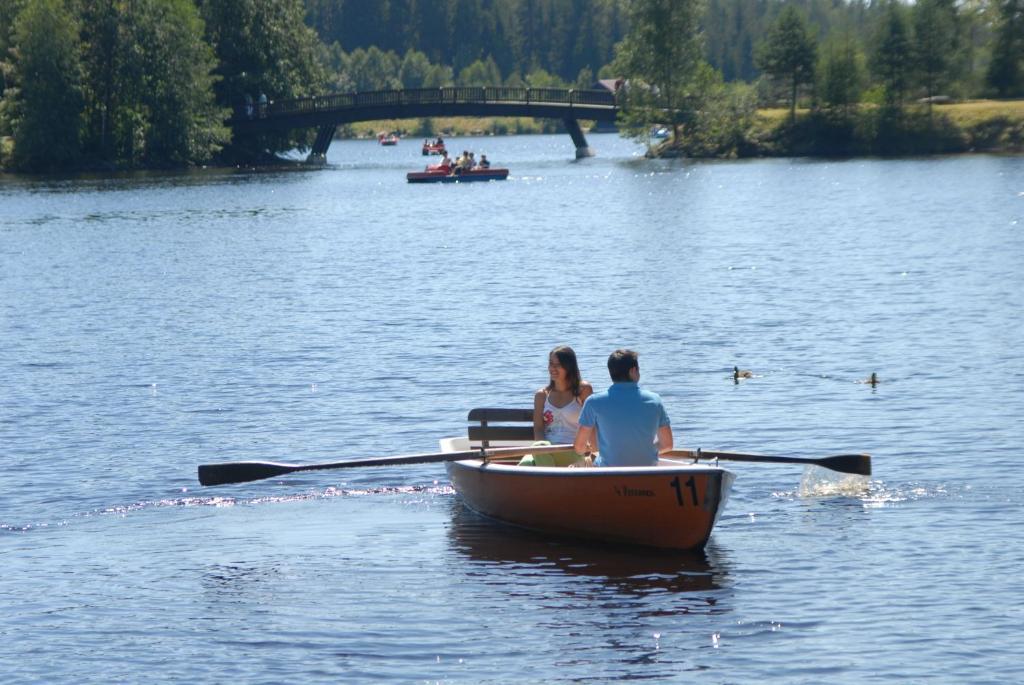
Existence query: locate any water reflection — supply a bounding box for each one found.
[446,503,731,598]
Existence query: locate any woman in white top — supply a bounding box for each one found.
[533,346,594,445]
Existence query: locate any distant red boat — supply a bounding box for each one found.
[407,167,509,184]
[378,132,400,146]
[422,141,446,155]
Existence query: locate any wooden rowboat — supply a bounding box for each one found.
[439,436,734,551]
[407,167,509,184]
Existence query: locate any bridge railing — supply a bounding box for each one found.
[240,87,617,121]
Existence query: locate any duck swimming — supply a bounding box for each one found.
[733,366,753,381]
[861,372,879,386]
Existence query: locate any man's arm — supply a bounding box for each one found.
[574,425,596,455]
[656,425,674,454]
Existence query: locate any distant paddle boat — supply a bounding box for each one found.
[421,140,446,155]
[378,132,400,146]
[406,166,509,184]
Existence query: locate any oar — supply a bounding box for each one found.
[197,443,574,487]
[664,449,872,476]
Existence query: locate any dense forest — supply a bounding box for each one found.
[1,0,1022,171]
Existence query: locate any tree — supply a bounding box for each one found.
[457,56,502,87]
[134,0,228,166]
[199,0,327,160]
[612,0,707,142]
[871,0,913,109]
[0,0,23,101]
[818,34,865,113]
[913,0,957,105]
[756,5,818,122]
[343,46,402,91]
[399,50,433,89]
[987,0,1024,96]
[5,0,84,171]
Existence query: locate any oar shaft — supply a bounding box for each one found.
[198,443,574,486]
[666,449,871,476]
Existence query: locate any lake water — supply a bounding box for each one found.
[2,134,1023,683]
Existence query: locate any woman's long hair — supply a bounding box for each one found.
[546,346,583,397]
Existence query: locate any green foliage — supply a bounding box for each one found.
[870,1,913,108]
[131,0,229,166]
[304,0,627,86]
[458,57,502,87]
[670,68,759,157]
[399,50,433,89]
[756,5,818,122]
[574,66,595,90]
[5,0,83,171]
[612,0,707,142]
[524,68,566,89]
[200,0,327,159]
[818,35,865,112]
[987,0,1024,96]
[913,0,957,102]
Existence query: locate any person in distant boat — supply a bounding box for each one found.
[574,349,673,467]
[478,154,490,169]
[533,346,594,445]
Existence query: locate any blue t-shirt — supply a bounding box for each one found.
[578,382,670,466]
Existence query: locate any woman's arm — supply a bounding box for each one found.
[533,389,547,441]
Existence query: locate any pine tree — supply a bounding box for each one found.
[756,5,818,122]
[987,0,1024,96]
[871,0,912,108]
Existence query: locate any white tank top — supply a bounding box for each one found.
[543,394,582,444]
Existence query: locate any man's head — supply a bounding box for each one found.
[607,349,639,382]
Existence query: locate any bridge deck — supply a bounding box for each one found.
[235,86,618,129]
[234,86,620,162]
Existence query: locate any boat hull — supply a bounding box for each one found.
[407,168,508,184]
[444,458,733,551]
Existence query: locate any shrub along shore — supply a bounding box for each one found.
[657,100,1024,158]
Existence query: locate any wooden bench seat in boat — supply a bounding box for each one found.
[466,408,579,466]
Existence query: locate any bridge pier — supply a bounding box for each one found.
[563,118,594,158]
[307,124,337,164]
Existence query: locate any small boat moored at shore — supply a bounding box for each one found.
[407,167,509,183]
[439,436,734,550]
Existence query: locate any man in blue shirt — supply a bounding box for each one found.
[573,349,673,467]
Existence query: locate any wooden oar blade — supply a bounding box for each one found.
[818,453,872,476]
[197,461,300,486]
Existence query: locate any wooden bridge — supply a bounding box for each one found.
[232,86,620,163]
